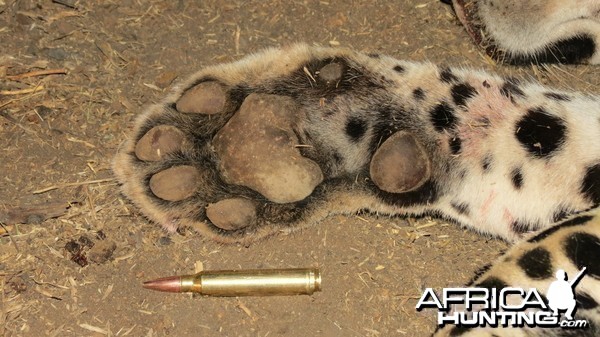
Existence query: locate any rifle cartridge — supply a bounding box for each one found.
[144,268,321,296]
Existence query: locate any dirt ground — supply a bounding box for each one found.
[1,1,599,336]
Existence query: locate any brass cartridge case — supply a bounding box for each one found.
[144,268,321,296]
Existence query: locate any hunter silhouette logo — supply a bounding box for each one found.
[416,267,589,329]
[546,267,586,320]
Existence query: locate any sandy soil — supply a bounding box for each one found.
[1,1,599,336]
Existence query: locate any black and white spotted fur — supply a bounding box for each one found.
[115,44,600,241]
[434,211,600,337]
[113,43,600,336]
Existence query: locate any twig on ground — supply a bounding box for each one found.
[33,178,117,194]
[6,68,67,80]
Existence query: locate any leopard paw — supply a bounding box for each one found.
[113,44,439,242]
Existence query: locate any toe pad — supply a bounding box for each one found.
[149,165,201,202]
[176,81,227,114]
[206,198,256,231]
[135,125,189,161]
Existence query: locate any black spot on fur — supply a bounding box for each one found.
[500,80,525,99]
[412,88,425,101]
[518,247,553,280]
[393,65,405,73]
[451,201,470,216]
[332,152,343,166]
[528,215,594,243]
[511,167,524,190]
[468,264,492,285]
[451,83,477,108]
[552,209,571,223]
[345,117,367,142]
[544,92,571,101]
[430,102,457,132]
[564,232,600,279]
[448,326,473,336]
[505,34,596,65]
[368,53,380,58]
[482,80,491,88]
[511,220,532,234]
[449,137,461,154]
[482,154,493,172]
[515,107,566,158]
[581,164,600,205]
[576,291,599,310]
[440,68,458,83]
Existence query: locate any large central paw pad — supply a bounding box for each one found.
[214,93,324,203]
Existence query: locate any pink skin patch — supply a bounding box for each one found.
[455,77,517,159]
[480,190,496,216]
[503,208,515,228]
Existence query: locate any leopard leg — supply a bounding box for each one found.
[114,44,600,243]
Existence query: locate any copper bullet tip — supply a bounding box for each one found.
[143,275,182,293]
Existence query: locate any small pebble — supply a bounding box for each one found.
[157,236,173,246]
